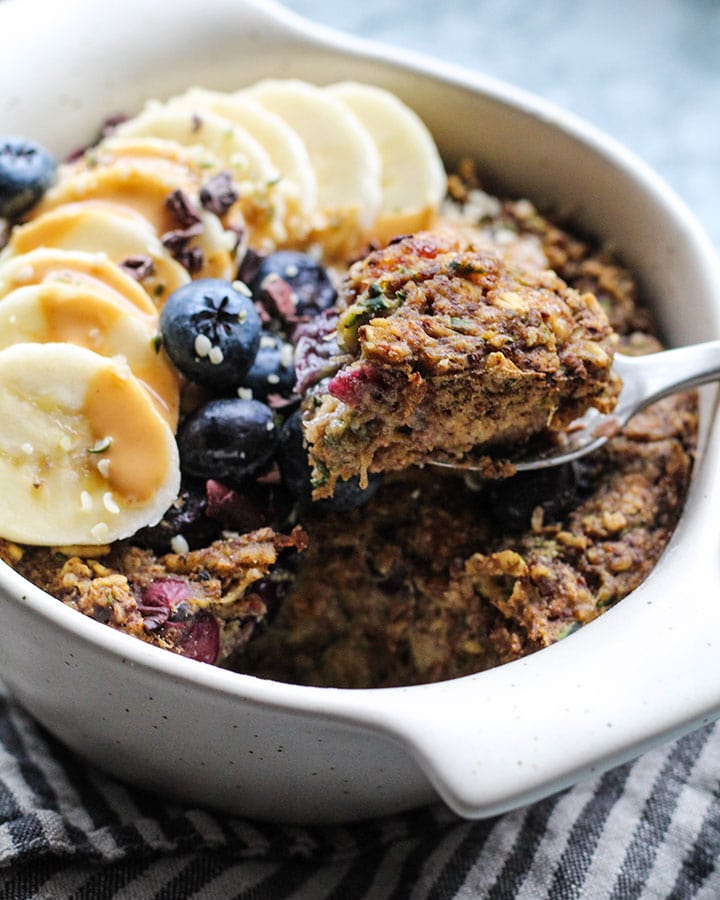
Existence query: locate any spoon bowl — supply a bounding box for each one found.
[432,340,720,472]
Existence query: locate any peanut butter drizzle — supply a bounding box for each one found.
[41,263,158,318]
[36,289,179,430]
[40,289,125,345]
[84,365,173,503]
[9,203,189,307]
[34,164,197,235]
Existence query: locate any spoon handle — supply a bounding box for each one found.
[614,339,720,425]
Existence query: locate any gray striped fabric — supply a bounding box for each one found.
[1,681,719,899]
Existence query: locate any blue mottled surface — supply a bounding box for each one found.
[283,0,720,247]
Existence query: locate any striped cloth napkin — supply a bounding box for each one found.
[1,680,719,899]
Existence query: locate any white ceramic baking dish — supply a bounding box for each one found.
[0,0,719,825]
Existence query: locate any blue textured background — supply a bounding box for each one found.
[284,0,720,248]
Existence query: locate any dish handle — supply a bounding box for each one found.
[369,555,720,820]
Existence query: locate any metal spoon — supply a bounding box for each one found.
[431,340,720,473]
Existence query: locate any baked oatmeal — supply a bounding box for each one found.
[1,526,306,665]
[303,230,620,497]
[0,82,698,686]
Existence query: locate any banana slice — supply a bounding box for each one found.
[116,102,278,183]
[32,157,199,233]
[114,104,286,246]
[191,208,238,281]
[166,88,318,240]
[327,81,446,242]
[0,204,191,305]
[244,79,382,256]
[0,282,179,428]
[0,248,159,319]
[0,342,180,546]
[67,136,224,179]
[28,164,236,281]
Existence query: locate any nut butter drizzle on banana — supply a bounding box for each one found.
[0,79,446,545]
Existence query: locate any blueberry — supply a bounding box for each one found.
[277,410,382,511]
[323,473,384,512]
[159,278,261,391]
[487,463,579,532]
[0,137,56,219]
[132,479,221,554]
[241,331,296,399]
[178,398,278,483]
[249,251,337,320]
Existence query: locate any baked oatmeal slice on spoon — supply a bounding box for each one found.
[301,230,621,498]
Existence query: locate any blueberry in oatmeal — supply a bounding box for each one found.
[0,137,55,219]
[241,331,296,400]
[159,278,261,390]
[132,479,222,554]
[278,409,382,510]
[249,250,337,321]
[486,463,580,532]
[178,397,278,483]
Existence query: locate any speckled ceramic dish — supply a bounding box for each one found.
[1,0,719,824]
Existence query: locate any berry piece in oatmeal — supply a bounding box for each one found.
[302,230,620,497]
[132,479,221,554]
[277,409,382,511]
[6,526,307,666]
[486,462,581,532]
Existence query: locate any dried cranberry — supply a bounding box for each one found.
[292,309,347,393]
[205,479,292,531]
[327,364,387,406]
[138,578,193,631]
[164,611,220,664]
[248,251,337,322]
